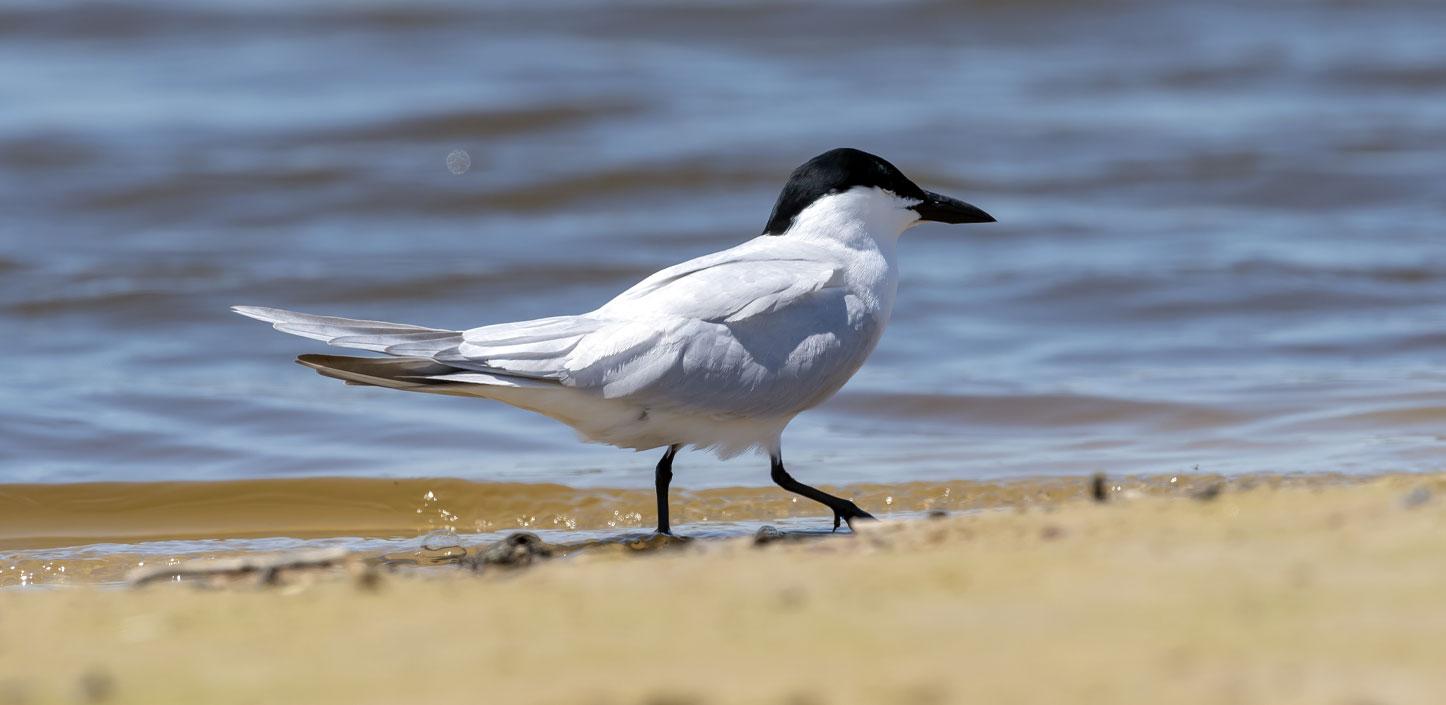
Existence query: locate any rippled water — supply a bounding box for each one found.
[1,0,1444,567]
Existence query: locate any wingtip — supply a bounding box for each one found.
[296,353,364,369]
[295,353,331,368]
[232,305,284,323]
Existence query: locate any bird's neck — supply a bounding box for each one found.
[780,191,911,256]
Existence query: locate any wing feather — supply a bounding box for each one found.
[236,236,865,414]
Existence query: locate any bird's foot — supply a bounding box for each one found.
[831,502,876,532]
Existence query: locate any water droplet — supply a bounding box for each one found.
[446,149,471,175]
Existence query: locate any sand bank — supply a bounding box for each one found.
[2,473,1443,704]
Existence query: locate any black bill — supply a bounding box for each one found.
[912,191,995,224]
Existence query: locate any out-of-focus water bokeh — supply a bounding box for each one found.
[2,0,1443,497]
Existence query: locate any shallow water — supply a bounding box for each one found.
[1,0,1443,567]
[1,472,1337,587]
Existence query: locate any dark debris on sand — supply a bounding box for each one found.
[1090,473,1109,503]
[1400,485,1432,509]
[126,547,354,588]
[1190,483,1225,502]
[466,532,555,571]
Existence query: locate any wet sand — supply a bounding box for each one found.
[0,473,1339,585]
[2,473,1443,704]
[0,473,1252,551]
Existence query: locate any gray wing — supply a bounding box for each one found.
[555,242,873,417]
[235,239,871,415]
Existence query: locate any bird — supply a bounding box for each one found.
[234,147,994,534]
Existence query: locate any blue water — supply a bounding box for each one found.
[1,0,1443,488]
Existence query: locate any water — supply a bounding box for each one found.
[1,0,1443,571]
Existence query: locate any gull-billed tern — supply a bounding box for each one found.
[235,147,994,533]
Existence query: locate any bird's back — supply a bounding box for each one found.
[477,235,893,420]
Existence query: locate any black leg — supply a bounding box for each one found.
[770,454,874,532]
[655,444,680,535]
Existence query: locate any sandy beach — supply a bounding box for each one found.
[3,472,1442,705]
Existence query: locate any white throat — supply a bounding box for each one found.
[779,186,920,252]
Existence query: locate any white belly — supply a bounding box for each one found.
[474,305,888,457]
[474,384,794,458]
[474,240,898,457]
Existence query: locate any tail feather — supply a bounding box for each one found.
[233,306,462,353]
[234,305,581,380]
[329,331,460,354]
[296,354,553,393]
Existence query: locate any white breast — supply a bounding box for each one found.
[464,187,917,457]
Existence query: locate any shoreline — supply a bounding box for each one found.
[2,472,1443,703]
[2,471,1364,585]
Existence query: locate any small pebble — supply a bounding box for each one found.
[1191,484,1224,502]
[1040,525,1065,541]
[753,525,786,546]
[470,532,553,570]
[1401,485,1432,509]
[927,509,949,520]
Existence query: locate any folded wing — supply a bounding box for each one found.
[235,238,861,416]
